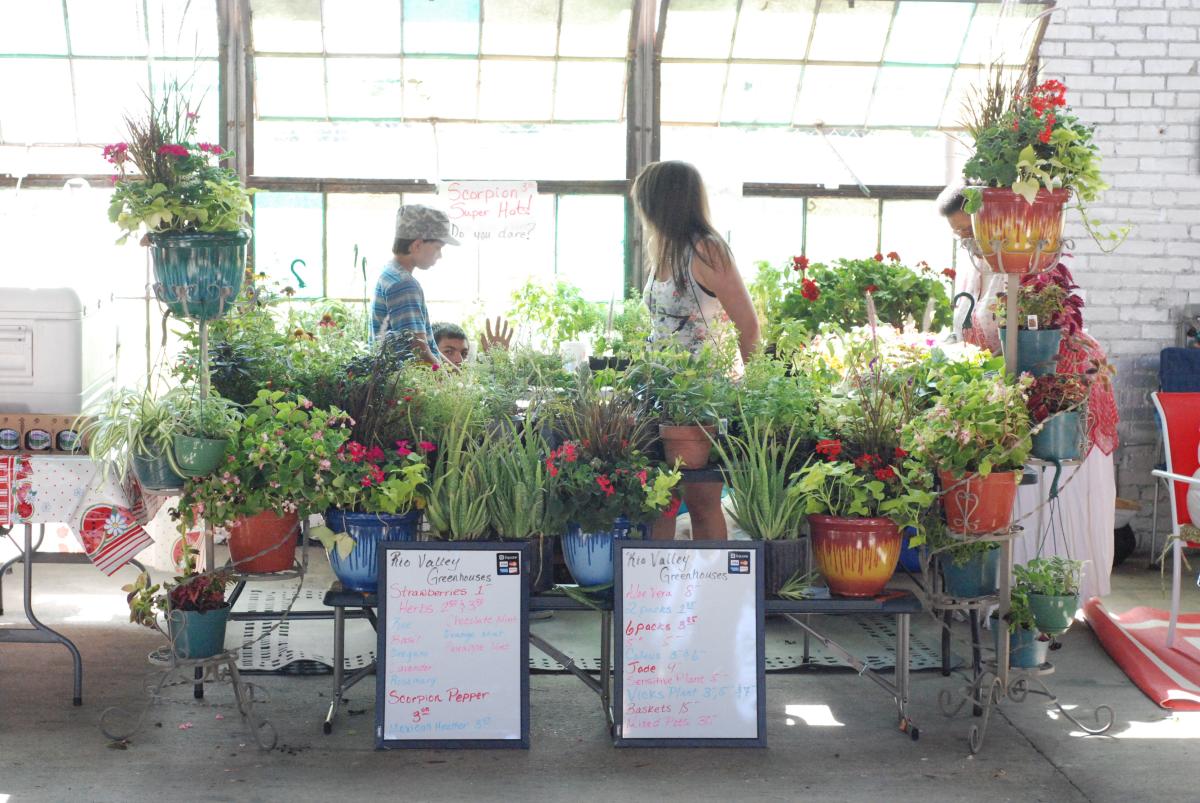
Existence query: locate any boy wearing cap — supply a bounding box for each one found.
[371,204,460,365]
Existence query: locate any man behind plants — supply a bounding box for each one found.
[371,204,460,366]
[433,318,514,367]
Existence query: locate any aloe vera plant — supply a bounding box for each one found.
[425,411,492,541]
[481,416,551,540]
[713,418,808,541]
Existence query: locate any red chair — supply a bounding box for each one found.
[1150,392,1200,647]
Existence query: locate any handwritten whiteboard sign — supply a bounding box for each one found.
[376,542,530,749]
[438,180,539,241]
[614,541,765,747]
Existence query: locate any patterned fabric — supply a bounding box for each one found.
[0,456,159,576]
[1060,332,1120,457]
[370,260,442,360]
[394,204,460,245]
[643,243,730,356]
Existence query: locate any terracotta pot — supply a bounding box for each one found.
[659,423,717,469]
[227,510,299,574]
[938,470,1019,534]
[808,515,901,598]
[972,188,1069,275]
[763,538,806,597]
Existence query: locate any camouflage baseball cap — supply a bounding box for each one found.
[394,204,460,245]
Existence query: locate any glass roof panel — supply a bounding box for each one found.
[481,0,559,56]
[255,57,327,118]
[961,3,1044,66]
[322,0,403,54]
[250,0,323,53]
[806,0,893,63]
[253,120,441,178]
[479,60,555,120]
[721,63,802,125]
[73,60,151,144]
[803,197,879,265]
[403,0,480,55]
[559,0,632,57]
[794,65,876,127]
[660,63,727,124]
[66,0,147,57]
[868,65,952,127]
[0,59,75,143]
[1,0,68,55]
[730,0,816,60]
[553,60,627,121]
[883,1,973,65]
[661,0,738,59]
[436,122,625,179]
[403,57,479,119]
[326,58,403,118]
[149,0,219,58]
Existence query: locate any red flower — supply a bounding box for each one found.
[792,255,809,272]
[873,252,884,262]
[364,445,385,464]
[103,142,128,165]
[596,475,615,496]
[874,466,897,482]
[418,441,436,453]
[17,501,32,518]
[815,439,843,461]
[342,442,368,463]
[801,278,820,301]
[546,457,559,478]
[854,454,879,470]
[403,395,413,402]
[663,496,682,518]
[637,469,648,486]
[360,475,374,487]
[197,142,224,155]
[865,284,878,294]
[886,251,900,262]
[893,447,908,460]
[370,464,386,484]
[157,144,190,158]
[395,439,413,457]
[941,268,956,280]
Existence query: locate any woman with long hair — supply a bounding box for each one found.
[632,160,760,539]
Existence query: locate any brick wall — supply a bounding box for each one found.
[1041,0,1200,552]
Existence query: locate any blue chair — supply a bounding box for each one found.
[1150,349,1200,562]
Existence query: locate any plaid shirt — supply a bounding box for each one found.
[370,260,441,360]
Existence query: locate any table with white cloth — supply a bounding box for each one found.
[1013,449,1116,602]
[0,454,162,705]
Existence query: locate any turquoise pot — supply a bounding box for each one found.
[1016,328,1063,376]
[148,230,249,321]
[167,604,231,659]
[940,547,1001,598]
[131,450,185,491]
[994,625,1051,669]
[1032,411,1082,461]
[1029,593,1078,637]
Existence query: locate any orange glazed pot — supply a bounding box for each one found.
[227,510,299,574]
[659,423,717,470]
[808,515,901,598]
[972,188,1069,275]
[938,469,1019,534]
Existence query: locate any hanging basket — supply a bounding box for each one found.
[972,188,1069,275]
[1032,411,1083,462]
[148,230,250,321]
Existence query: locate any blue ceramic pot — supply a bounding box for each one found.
[1032,411,1081,461]
[1016,328,1063,377]
[324,509,422,592]
[167,604,231,659]
[941,547,1001,598]
[994,624,1051,669]
[562,517,644,587]
[148,230,249,321]
[896,527,922,573]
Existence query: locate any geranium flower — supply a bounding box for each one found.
[792,255,809,272]
[637,469,648,486]
[103,142,128,165]
[546,457,559,478]
[942,268,956,280]
[815,439,843,460]
[893,447,908,460]
[396,440,413,457]
[874,466,897,482]
[157,144,190,158]
[596,475,615,496]
[418,441,436,453]
[801,278,820,301]
[365,445,386,464]
[873,252,884,262]
[561,441,578,462]
[886,251,900,262]
[854,454,879,470]
[865,284,878,294]
[663,496,682,518]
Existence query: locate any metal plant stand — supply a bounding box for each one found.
[933,238,1116,753]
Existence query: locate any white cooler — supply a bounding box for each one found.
[0,287,116,414]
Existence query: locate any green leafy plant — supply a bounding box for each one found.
[78,386,189,482]
[1027,373,1089,426]
[994,264,1085,333]
[713,419,809,541]
[168,392,243,440]
[622,345,735,425]
[507,278,604,353]
[592,290,652,358]
[105,84,253,244]
[1004,586,1039,634]
[1014,556,1083,597]
[902,371,1033,478]
[425,411,492,541]
[123,547,233,633]
[481,416,553,540]
[734,355,825,438]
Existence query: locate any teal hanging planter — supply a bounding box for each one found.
[1032,411,1082,461]
[131,449,185,492]
[173,434,229,478]
[1016,328,1063,376]
[1029,592,1079,637]
[148,230,250,321]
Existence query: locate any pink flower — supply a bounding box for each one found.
[319,459,331,471]
[103,142,128,165]
[418,441,436,453]
[365,445,386,464]
[396,440,413,457]
[157,144,190,158]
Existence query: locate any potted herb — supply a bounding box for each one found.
[1014,556,1083,637]
[995,587,1051,669]
[961,70,1123,273]
[713,419,810,596]
[80,387,187,492]
[926,521,1001,600]
[590,290,651,371]
[993,263,1085,375]
[168,393,243,478]
[1027,373,1089,462]
[902,368,1032,534]
[123,549,235,660]
[105,83,254,320]
[507,278,604,355]
[480,416,556,592]
[546,385,681,587]
[175,390,349,574]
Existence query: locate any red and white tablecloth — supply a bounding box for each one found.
[0,455,163,575]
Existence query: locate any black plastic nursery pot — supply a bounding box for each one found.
[763,538,806,597]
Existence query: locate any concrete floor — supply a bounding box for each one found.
[1,551,1197,803]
